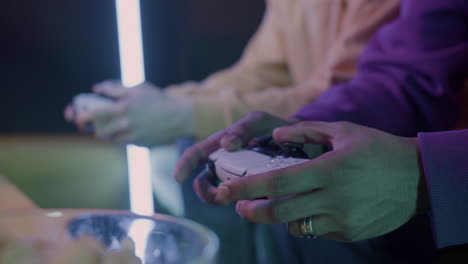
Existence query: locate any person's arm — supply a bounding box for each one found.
[165,0,290,140]
[418,129,468,248]
[167,0,400,141]
[294,0,468,137]
[165,0,289,98]
[0,175,37,212]
[221,0,400,125]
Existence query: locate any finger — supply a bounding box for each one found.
[103,248,141,264]
[287,214,336,238]
[75,102,126,126]
[272,121,337,145]
[220,111,291,151]
[192,167,229,206]
[93,80,128,99]
[234,190,328,224]
[52,237,102,264]
[94,117,130,141]
[64,104,75,122]
[174,130,225,183]
[120,238,135,252]
[215,156,333,202]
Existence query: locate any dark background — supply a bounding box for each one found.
[0,0,265,133]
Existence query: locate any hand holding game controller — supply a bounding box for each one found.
[66,93,115,132]
[72,93,115,121]
[208,135,310,183]
[65,81,194,146]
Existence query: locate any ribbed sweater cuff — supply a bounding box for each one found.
[418,130,468,248]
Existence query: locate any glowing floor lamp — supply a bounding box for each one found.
[115,0,154,261]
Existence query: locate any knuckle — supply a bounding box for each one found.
[226,126,244,138]
[180,147,196,162]
[333,121,353,133]
[227,120,246,135]
[270,172,291,195]
[272,203,292,223]
[193,181,214,205]
[187,144,201,156]
[333,121,347,129]
[294,121,313,127]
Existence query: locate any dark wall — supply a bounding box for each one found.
[0,0,264,133]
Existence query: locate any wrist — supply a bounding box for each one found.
[177,96,195,137]
[408,137,430,214]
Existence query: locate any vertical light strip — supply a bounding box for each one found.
[128,219,154,263]
[125,145,154,215]
[116,0,145,87]
[115,0,154,216]
[115,0,154,261]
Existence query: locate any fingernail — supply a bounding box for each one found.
[235,201,245,215]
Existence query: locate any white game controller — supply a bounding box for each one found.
[208,136,310,182]
[73,93,114,120]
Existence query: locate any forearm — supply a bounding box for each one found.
[165,63,291,98]
[166,0,290,99]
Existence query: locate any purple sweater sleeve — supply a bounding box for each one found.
[418,130,468,248]
[294,0,468,137]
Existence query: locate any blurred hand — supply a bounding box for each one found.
[0,235,141,264]
[211,121,425,242]
[51,237,141,264]
[65,80,194,146]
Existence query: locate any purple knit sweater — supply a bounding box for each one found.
[419,130,468,248]
[293,0,468,248]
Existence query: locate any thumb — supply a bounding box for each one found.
[272,121,337,146]
[93,80,128,99]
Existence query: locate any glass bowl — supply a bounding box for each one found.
[0,209,219,264]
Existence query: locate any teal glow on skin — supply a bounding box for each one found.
[66,81,194,147]
[176,112,428,242]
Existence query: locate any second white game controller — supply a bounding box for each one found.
[73,93,114,120]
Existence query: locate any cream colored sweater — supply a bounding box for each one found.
[166,0,400,140]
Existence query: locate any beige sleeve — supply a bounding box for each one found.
[165,0,290,97]
[234,0,401,121]
[170,0,400,141]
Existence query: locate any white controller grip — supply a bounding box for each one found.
[209,148,309,182]
[73,93,114,119]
